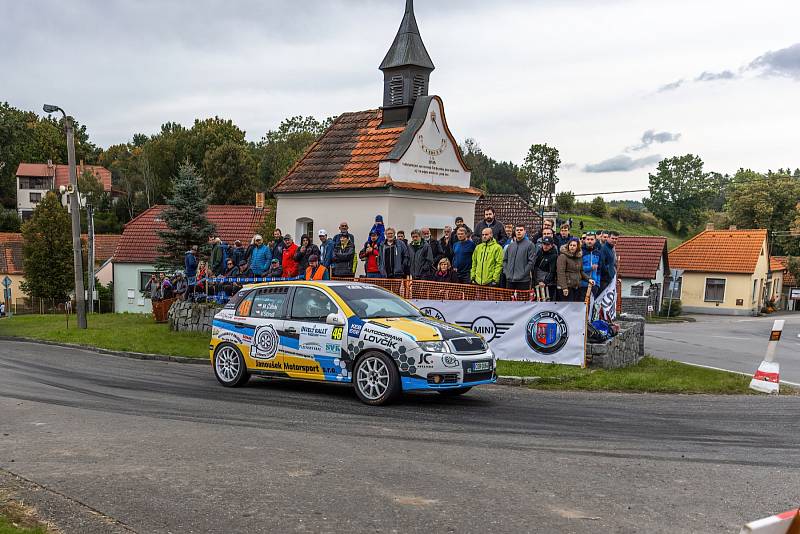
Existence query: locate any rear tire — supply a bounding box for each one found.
[353,351,401,406]
[213,344,250,387]
[437,387,472,397]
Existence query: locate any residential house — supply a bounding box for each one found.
[0,233,25,300]
[668,229,770,316]
[111,205,266,313]
[772,257,798,311]
[271,1,482,272]
[15,161,113,220]
[615,235,669,312]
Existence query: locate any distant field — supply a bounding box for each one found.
[562,213,684,249]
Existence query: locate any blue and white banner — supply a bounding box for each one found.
[410,300,586,366]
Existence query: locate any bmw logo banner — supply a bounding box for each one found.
[413,300,587,366]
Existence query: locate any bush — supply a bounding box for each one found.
[589,196,607,217]
[555,191,576,212]
[660,299,682,317]
[609,206,642,223]
[0,207,21,232]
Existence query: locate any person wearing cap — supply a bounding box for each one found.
[366,215,385,247]
[331,233,356,279]
[318,229,334,268]
[293,233,320,273]
[281,234,300,278]
[248,234,272,277]
[173,271,188,300]
[305,254,329,281]
[502,224,535,290]
[359,231,382,278]
[184,245,199,292]
[265,258,283,278]
[532,236,559,301]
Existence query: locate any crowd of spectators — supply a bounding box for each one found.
[147,208,618,303]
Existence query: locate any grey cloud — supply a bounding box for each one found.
[627,129,681,151]
[748,43,800,79]
[560,162,577,170]
[583,154,662,173]
[657,79,683,92]
[695,70,736,82]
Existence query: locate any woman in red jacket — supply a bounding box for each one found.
[359,231,381,278]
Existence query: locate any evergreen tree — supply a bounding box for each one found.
[20,192,74,300]
[156,163,215,269]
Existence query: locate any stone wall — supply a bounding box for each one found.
[587,313,645,369]
[621,295,649,317]
[168,301,219,333]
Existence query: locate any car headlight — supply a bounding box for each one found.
[418,340,449,353]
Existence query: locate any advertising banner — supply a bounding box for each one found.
[411,300,586,366]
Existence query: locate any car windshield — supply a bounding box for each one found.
[330,285,421,320]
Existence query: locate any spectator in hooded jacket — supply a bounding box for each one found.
[471,228,503,286]
[503,224,535,290]
[432,257,459,283]
[379,228,410,278]
[294,234,320,273]
[408,229,434,280]
[581,232,602,297]
[249,234,272,276]
[359,231,382,278]
[452,226,476,284]
[532,236,559,300]
[557,238,591,302]
[281,234,300,278]
[366,215,385,247]
[331,234,356,278]
[473,206,508,245]
[318,229,334,267]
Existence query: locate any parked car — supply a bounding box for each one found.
[209,280,496,405]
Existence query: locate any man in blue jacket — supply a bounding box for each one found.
[249,234,272,277]
[318,229,335,267]
[452,226,476,284]
[184,245,198,292]
[581,232,602,297]
[600,231,619,290]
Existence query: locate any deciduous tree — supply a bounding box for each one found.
[520,144,561,209]
[20,192,74,300]
[203,140,257,204]
[643,154,713,234]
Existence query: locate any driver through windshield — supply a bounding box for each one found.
[330,285,421,320]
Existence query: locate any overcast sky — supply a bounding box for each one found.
[3,0,799,200]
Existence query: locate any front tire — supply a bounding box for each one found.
[213,344,250,387]
[354,351,401,406]
[437,387,472,397]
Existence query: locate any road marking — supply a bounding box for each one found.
[676,361,800,387]
[709,335,750,340]
[646,330,672,334]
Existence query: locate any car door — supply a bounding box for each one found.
[281,286,347,381]
[237,286,289,373]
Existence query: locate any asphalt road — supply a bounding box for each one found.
[1,341,799,534]
[646,313,800,385]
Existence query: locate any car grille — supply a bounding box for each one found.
[449,336,486,354]
[427,373,460,385]
[463,371,494,383]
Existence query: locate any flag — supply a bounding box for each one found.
[592,276,617,322]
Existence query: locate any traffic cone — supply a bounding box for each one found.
[749,319,784,395]
[739,508,799,534]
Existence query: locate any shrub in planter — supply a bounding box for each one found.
[660,299,682,317]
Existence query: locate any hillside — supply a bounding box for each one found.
[562,214,684,250]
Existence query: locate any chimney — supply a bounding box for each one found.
[705,222,714,231]
[729,225,737,230]
[255,192,265,209]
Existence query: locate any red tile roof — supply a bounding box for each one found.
[669,229,768,274]
[83,234,121,263]
[474,194,542,233]
[113,205,268,264]
[16,162,112,191]
[0,233,24,274]
[271,109,482,197]
[772,257,797,286]
[615,236,668,280]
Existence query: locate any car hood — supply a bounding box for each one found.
[365,316,476,342]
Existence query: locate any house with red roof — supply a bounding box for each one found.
[615,236,669,310]
[771,257,798,311]
[15,161,113,220]
[271,1,481,267]
[668,228,771,315]
[0,233,25,301]
[111,205,266,313]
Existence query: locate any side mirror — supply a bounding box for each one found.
[326,313,345,326]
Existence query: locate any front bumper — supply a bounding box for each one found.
[400,350,497,391]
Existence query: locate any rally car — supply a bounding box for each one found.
[209,280,496,405]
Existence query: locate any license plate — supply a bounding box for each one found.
[471,361,490,372]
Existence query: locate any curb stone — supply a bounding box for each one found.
[0,336,209,365]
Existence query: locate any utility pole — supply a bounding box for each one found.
[44,104,87,329]
[87,202,95,313]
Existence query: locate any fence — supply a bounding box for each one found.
[12,297,114,315]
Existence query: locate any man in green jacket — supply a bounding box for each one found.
[471,228,503,286]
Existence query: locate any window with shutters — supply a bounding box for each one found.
[412,74,426,101]
[704,278,726,302]
[389,75,404,106]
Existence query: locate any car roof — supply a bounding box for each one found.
[243,280,376,291]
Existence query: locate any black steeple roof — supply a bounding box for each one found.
[379,0,435,71]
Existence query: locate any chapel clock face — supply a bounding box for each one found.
[417,110,447,156]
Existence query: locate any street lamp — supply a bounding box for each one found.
[43,104,87,329]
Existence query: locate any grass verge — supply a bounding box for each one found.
[497,356,797,395]
[0,501,48,534]
[0,314,208,358]
[562,213,684,249]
